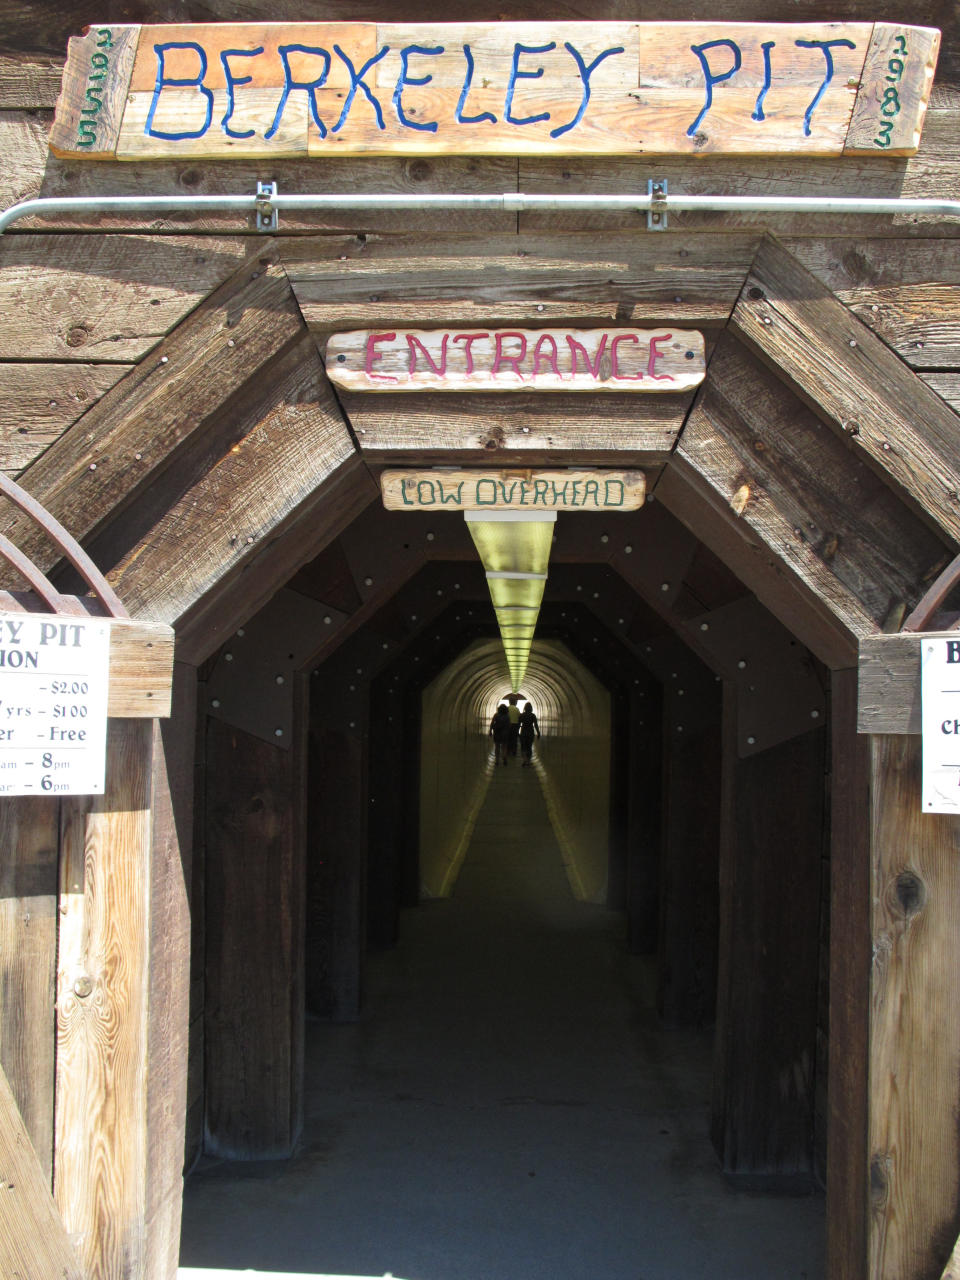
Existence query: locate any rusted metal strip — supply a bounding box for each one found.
[0,473,128,618]
[0,534,65,611]
[903,553,960,632]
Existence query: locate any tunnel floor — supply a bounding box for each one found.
[179,753,825,1280]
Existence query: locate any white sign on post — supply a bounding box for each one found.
[0,613,111,797]
[921,636,960,813]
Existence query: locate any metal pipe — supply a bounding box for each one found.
[2,188,960,233]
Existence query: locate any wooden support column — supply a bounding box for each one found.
[657,683,722,1027]
[868,734,960,1280]
[625,684,662,955]
[54,719,156,1279]
[712,685,825,1185]
[203,688,307,1160]
[827,668,870,1280]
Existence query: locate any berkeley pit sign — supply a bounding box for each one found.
[50,21,938,160]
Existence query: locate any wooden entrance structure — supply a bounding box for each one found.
[2,4,960,1269]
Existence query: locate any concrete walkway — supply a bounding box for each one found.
[180,759,824,1280]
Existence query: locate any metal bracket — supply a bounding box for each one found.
[255,181,278,232]
[647,179,668,231]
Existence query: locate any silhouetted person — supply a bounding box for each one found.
[519,701,541,767]
[490,703,511,766]
[506,693,522,758]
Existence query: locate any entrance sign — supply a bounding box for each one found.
[381,469,645,511]
[921,637,960,813]
[49,22,939,160]
[0,613,110,796]
[327,328,704,393]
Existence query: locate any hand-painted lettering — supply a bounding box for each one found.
[647,333,674,380]
[456,45,497,125]
[604,479,625,506]
[752,41,775,121]
[796,38,856,136]
[505,42,555,127]
[687,39,741,136]
[532,334,560,377]
[566,333,608,378]
[146,42,214,140]
[267,45,331,140]
[408,332,448,375]
[453,333,490,373]
[221,47,262,139]
[332,43,390,133]
[395,44,444,132]
[610,334,642,381]
[550,42,624,139]
[365,332,398,383]
[493,332,529,377]
[476,479,498,504]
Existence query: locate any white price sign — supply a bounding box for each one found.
[922,636,960,813]
[0,614,110,797]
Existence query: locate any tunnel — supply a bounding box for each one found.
[179,489,831,1278]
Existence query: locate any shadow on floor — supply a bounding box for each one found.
[180,758,824,1280]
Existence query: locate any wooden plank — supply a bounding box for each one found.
[868,734,960,1280]
[49,21,927,160]
[786,238,960,369]
[144,664,194,1279]
[0,1059,82,1280]
[283,232,759,329]
[854,630,960,735]
[0,234,252,362]
[0,364,131,476]
[204,713,305,1157]
[845,23,940,156]
[0,57,62,109]
[348,389,686,465]
[0,795,58,1182]
[106,619,174,719]
[712,696,825,1184]
[381,468,645,511]
[48,24,139,158]
[104,333,362,630]
[828,668,871,1280]
[54,719,153,1280]
[922,373,960,412]
[0,247,294,577]
[327,326,704,392]
[731,235,960,546]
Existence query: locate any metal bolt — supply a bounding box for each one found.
[364,576,373,586]
[275,675,284,685]
[237,628,245,637]
[160,355,168,364]
[224,652,233,661]
[274,728,283,737]
[700,622,709,631]
[89,463,96,471]
[625,545,633,554]
[811,709,820,719]
[660,581,670,592]
[211,699,220,708]
[747,735,756,745]
[849,339,857,348]
[737,659,747,669]
[323,615,332,624]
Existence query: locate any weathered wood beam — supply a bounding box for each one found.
[0,234,252,363]
[102,332,365,641]
[204,704,306,1158]
[786,238,960,370]
[0,363,130,476]
[54,719,154,1280]
[731,235,960,546]
[858,632,934,734]
[283,232,757,330]
[0,795,58,1182]
[868,734,960,1280]
[0,247,297,576]
[0,1059,81,1280]
[828,668,871,1280]
[658,336,932,669]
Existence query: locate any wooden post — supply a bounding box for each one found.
[625,684,662,955]
[711,685,825,1185]
[868,734,960,1280]
[203,688,307,1159]
[54,719,155,1278]
[827,668,871,1280]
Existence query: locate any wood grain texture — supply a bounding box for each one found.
[105,332,360,628]
[105,619,175,719]
[0,1060,81,1280]
[144,667,194,1279]
[204,713,305,1157]
[845,23,940,155]
[0,364,131,477]
[733,236,960,547]
[283,232,758,329]
[786,238,960,369]
[54,719,153,1280]
[0,246,290,578]
[48,24,139,159]
[0,234,251,363]
[869,734,960,1280]
[327,326,704,392]
[828,668,871,1280]
[0,59,63,109]
[0,795,58,1183]
[853,631,960,735]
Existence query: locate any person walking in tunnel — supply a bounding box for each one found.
[519,701,541,767]
[506,693,522,758]
[490,702,511,766]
